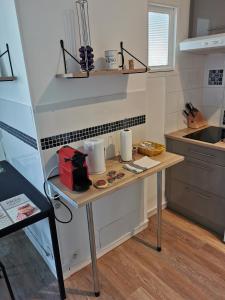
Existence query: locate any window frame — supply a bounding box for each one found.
[148,3,177,72]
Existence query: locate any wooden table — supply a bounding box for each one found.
[49,152,184,297]
[0,161,66,300]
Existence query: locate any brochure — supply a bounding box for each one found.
[0,194,40,230]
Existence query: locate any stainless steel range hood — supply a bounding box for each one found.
[180,33,225,54]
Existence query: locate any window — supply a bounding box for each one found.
[148,4,177,71]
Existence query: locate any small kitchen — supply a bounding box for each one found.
[0,0,225,299]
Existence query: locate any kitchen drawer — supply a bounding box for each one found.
[170,157,225,198]
[168,179,225,235]
[167,139,225,167]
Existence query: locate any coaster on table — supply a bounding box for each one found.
[108,177,115,184]
[116,172,125,179]
[108,170,117,177]
[94,179,109,189]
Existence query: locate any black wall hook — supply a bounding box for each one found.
[60,40,89,78]
[119,41,149,72]
[0,44,14,78]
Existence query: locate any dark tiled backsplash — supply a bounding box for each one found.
[0,121,38,150]
[41,115,146,150]
[208,69,224,86]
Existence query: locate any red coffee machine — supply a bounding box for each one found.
[58,146,92,192]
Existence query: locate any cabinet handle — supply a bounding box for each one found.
[185,186,211,199]
[186,160,212,172]
[189,149,215,158]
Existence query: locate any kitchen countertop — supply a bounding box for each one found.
[165,126,225,152]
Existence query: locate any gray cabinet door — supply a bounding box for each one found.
[170,157,225,198]
[167,139,225,167]
[168,179,225,236]
[166,137,225,237]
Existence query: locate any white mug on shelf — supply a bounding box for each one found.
[105,50,122,70]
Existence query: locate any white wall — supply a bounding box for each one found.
[0,0,31,105]
[0,0,44,188]
[15,0,149,276]
[16,0,147,107]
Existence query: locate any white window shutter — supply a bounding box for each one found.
[148,4,176,70]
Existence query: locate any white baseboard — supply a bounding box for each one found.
[147,202,167,218]
[63,219,149,279]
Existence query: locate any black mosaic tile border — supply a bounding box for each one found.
[0,121,38,150]
[208,69,224,86]
[41,115,146,150]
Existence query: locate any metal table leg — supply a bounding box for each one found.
[132,171,163,252]
[0,261,15,300]
[48,213,66,300]
[86,203,100,297]
[156,171,162,252]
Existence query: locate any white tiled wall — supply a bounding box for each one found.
[164,56,205,133]
[145,53,224,143]
[202,54,225,126]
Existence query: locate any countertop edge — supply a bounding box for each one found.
[165,126,225,152]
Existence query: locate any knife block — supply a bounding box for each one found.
[187,111,208,129]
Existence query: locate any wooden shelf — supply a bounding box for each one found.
[56,68,147,79]
[0,76,17,82]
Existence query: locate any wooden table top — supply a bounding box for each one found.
[49,152,184,208]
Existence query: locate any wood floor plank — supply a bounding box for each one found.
[1,209,225,299]
[128,287,154,300]
[100,247,183,300]
[121,240,208,300]
[164,210,225,253]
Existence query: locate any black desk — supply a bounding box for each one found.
[0,161,66,299]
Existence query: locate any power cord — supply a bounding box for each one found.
[43,174,73,224]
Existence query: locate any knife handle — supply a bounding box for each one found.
[183,110,189,118]
[185,103,195,117]
[189,102,198,112]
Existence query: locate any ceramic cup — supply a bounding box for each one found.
[105,50,120,70]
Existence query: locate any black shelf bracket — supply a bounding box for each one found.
[60,40,89,78]
[119,41,149,72]
[0,44,14,78]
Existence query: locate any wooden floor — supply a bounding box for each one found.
[1,209,225,300]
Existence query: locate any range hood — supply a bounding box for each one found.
[180,33,225,54]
